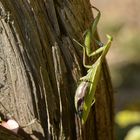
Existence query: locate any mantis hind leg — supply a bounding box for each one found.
[91,99,96,106]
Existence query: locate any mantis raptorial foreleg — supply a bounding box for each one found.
[74,6,113,124]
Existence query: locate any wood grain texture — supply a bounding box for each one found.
[0,0,114,139]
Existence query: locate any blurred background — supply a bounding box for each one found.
[91,0,140,140]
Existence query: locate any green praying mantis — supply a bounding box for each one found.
[74,6,113,124]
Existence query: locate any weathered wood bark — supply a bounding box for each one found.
[0,0,114,140]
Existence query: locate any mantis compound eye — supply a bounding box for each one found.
[94,39,104,47]
[75,81,90,117]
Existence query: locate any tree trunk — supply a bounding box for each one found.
[0,0,114,140]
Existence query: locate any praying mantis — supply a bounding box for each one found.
[74,6,113,124]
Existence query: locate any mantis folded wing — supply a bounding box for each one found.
[74,6,113,124]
